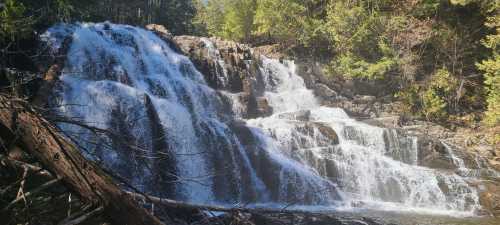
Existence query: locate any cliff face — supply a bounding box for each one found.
[168,34,274,119]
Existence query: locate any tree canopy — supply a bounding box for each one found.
[196,0,499,128]
[1,0,498,129]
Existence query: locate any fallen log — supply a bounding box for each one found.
[0,95,165,225]
[127,191,338,216]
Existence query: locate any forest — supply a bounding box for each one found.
[2,0,499,131]
[0,0,499,225]
[196,0,500,130]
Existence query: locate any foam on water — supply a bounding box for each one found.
[42,23,490,216]
[247,57,482,215]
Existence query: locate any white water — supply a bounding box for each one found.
[442,141,500,179]
[42,23,485,216]
[243,57,481,215]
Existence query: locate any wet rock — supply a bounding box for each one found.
[277,121,340,150]
[416,137,456,170]
[228,120,255,146]
[146,24,173,40]
[173,35,254,92]
[249,213,284,225]
[478,180,500,217]
[295,62,323,90]
[363,116,401,128]
[315,83,338,100]
[172,35,278,119]
[143,94,177,198]
[145,24,182,53]
[277,110,312,121]
[314,123,340,145]
[490,158,500,171]
[247,96,273,118]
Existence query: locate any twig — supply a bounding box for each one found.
[57,206,104,225]
[1,156,53,178]
[0,156,54,195]
[2,178,62,211]
[15,166,29,208]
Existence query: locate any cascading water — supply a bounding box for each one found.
[246,58,481,215]
[41,23,487,216]
[442,141,500,179]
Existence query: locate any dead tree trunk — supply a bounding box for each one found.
[0,95,165,225]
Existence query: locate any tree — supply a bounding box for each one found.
[194,0,226,37]
[222,0,256,41]
[253,0,305,43]
[324,0,400,80]
[0,0,32,43]
[477,12,500,126]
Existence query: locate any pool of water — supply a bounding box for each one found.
[334,210,500,225]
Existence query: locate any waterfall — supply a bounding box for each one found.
[246,57,480,215]
[41,23,484,216]
[442,141,500,179]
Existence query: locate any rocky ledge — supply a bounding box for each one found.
[148,24,500,217]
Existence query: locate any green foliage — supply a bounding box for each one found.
[0,0,200,71]
[323,0,401,80]
[396,84,421,114]
[477,14,500,126]
[54,0,74,22]
[476,3,500,126]
[195,0,497,126]
[161,0,197,34]
[397,68,459,122]
[450,0,475,6]
[478,55,500,126]
[253,0,305,42]
[200,0,330,44]
[424,69,459,121]
[194,0,225,36]
[0,0,33,42]
[196,0,256,41]
[324,1,380,54]
[332,50,398,80]
[0,0,497,127]
[222,0,256,41]
[422,88,448,121]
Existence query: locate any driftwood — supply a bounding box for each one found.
[0,95,165,225]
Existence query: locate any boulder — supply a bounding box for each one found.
[353,95,377,104]
[145,24,173,40]
[145,24,182,53]
[277,110,312,121]
[313,122,340,145]
[247,96,273,118]
[416,137,457,170]
[314,83,338,100]
[478,180,500,216]
[363,116,401,128]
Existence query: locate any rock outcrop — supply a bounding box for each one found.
[166,32,274,119]
[34,23,499,218]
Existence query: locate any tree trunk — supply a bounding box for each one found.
[0,95,165,225]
